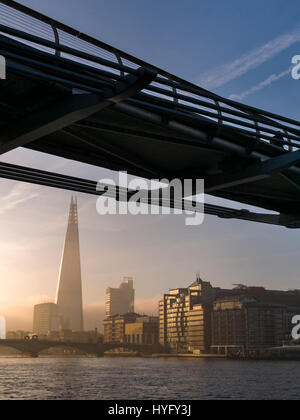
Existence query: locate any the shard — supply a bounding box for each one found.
[56,197,84,331]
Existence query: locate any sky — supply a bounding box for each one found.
[1,0,300,331]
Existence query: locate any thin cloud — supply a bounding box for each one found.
[198,28,300,89]
[0,183,39,216]
[229,67,291,101]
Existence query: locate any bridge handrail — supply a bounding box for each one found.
[0,0,300,152]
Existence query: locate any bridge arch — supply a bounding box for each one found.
[0,342,25,356]
[0,340,162,357]
[37,343,91,356]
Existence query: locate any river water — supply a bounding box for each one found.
[0,357,299,400]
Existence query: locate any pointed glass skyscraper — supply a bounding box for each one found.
[56,197,84,331]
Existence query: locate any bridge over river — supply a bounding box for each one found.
[0,340,162,358]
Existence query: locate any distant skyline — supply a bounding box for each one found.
[1,0,300,331]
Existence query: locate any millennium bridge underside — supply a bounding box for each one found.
[0,1,300,228]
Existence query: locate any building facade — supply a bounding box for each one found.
[105,277,135,317]
[103,313,140,343]
[46,329,102,343]
[211,296,299,353]
[159,277,216,353]
[125,316,159,346]
[159,278,300,354]
[6,330,31,340]
[33,303,59,336]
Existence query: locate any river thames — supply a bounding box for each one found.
[0,357,299,400]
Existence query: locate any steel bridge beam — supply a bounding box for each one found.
[205,149,300,193]
[62,127,161,177]
[0,67,157,155]
[0,94,105,155]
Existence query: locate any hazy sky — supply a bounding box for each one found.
[1,0,300,330]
